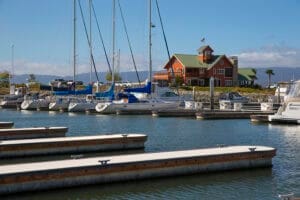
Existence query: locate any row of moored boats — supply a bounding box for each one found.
[0,81,187,113]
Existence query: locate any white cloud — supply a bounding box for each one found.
[0,60,73,76]
[0,52,165,75]
[235,45,300,68]
[0,51,166,76]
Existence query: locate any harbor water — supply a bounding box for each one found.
[0,109,299,199]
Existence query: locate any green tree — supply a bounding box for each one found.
[175,75,183,86]
[28,74,37,82]
[0,71,10,87]
[106,72,122,82]
[265,69,274,88]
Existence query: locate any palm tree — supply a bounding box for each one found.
[265,69,275,88]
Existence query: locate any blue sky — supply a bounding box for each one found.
[1,0,300,76]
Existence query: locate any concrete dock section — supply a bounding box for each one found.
[152,109,197,117]
[0,134,147,158]
[0,145,276,195]
[196,110,275,120]
[0,126,68,140]
[0,122,14,129]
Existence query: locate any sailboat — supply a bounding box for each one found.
[68,0,116,112]
[95,0,182,114]
[48,1,94,111]
[268,80,300,124]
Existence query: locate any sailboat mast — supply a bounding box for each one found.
[89,0,92,83]
[112,0,116,84]
[73,0,76,90]
[148,0,152,82]
[11,44,14,85]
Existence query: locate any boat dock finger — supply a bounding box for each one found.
[0,134,147,158]
[0,127,68,140]
[0,122,14,129]
[196,110,275,119]
[0,145,275,195]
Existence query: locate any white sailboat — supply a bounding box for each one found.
[95,0,182,114]
[67,0,113,112]
[21,93,50,111]
[268,80,300,124]
[66,0,97,112]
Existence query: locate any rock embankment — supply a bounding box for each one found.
[179,90,278,103]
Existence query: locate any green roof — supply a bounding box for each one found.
[173,54,223,69]
[238,68,257,81]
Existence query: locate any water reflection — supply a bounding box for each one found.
[268,124,300,143]
[4,168,275,200]
[1,109,299,199]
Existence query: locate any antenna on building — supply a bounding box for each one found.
[201,37,205,44]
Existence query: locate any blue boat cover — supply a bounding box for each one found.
[53,84,93,96]
[95,83,115,100]
[124,81,151,94]
[116,92,139,103]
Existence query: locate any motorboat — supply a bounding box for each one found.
[0,94,24,109]
[268,80,300,124]
[219,92,249,103]
[0,87,25,109]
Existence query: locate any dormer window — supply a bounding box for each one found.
[204,50,211,57]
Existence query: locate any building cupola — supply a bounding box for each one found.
[197,45,214,63]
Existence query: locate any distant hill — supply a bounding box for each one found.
[12,71,150,85]
[254,67,300,86]
[12,67,300,87]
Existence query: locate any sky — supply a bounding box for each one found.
[1,0,300,77]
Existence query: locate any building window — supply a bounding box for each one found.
[217,69,225,75]
[225,68,233,77]
[204,50,211,57]
[199,68,205,74]
[225,80,233,86]
[199,79,205,86]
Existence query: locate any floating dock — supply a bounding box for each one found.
[116,109,152,115]
[152,109,197,117]
[0,134,147,158]
[251,114,300,124]
[0,145,275,195]
[0,122,14,129]
[0,127,68,140]
[250,115,270,123]
[196,110,275,120]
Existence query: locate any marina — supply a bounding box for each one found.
[0,109,299,199]
[0,134,147,158]
[0,145,275,195]
[1,0,300,198]
[0,126,68,140]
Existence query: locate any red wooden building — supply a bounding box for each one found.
[153,45,238,86]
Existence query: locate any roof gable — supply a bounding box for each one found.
[238,68,257,80]
[197,45,214,54]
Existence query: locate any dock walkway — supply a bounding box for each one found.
[0,145,276,195]
[0,122,14,129]
[0,126,68,140]
[0,134,147,158]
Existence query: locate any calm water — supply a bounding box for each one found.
[0,109,299,200]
